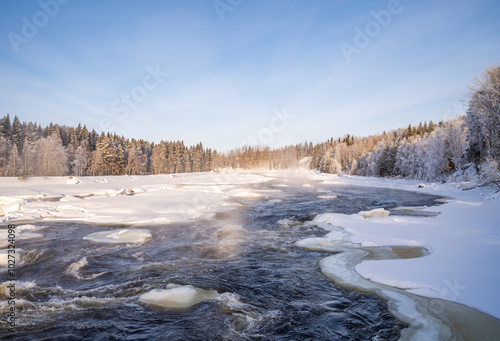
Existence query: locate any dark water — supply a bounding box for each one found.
[1,179,443,340]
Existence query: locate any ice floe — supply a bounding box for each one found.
[317,195,338,199]
[139,284,219,309]
[83,229,152,244]
[359,208,390,218]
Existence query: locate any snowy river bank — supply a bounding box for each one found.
[0,170,499,340]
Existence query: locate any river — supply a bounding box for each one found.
[1,177,444,340]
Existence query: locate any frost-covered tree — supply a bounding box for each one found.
[465,64,500,169]
[125,145,147,175]
[423,129,447,181]
[32,134,68,176]
[89,135,124,176]
[73,141,90,176]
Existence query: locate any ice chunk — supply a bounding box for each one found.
[67,176,80,184]
[139,284,218,309]
[18,231,44,240]
[0,196,25,216]
[359,208,390,218]
[83,228,152,244]
[0,248,26,267]
[317,195,338,199]
[0,229,44,248]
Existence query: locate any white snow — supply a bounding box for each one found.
[139,283,219,309]
[0,172,271,225]
[300,173,500,320]
[83,229,152,244]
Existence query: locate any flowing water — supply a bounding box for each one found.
[1,178,444,340]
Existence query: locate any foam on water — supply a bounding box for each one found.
[66,257,107,280]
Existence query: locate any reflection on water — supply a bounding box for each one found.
[0,179,444,340]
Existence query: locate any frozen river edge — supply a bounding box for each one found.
[1,170,499,339]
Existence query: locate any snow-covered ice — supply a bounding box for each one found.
[83,229,152,244]
[139,283,219,309]
[0,172,271,225]
[300,173,500,320]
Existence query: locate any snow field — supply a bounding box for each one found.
[0,172,271,225]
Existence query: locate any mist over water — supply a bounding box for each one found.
[1,178,443,340]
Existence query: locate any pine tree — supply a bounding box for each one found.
[11,115,24,152]
[0,114,11,140]
[0,136,12,176]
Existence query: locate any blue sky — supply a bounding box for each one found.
[1,0,499,151]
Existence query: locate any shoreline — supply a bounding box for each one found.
[292,171,500,339]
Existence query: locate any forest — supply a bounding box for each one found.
[0,65,498,184]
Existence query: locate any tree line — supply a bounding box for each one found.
[0,118,218,177]
[0,64,498,183]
